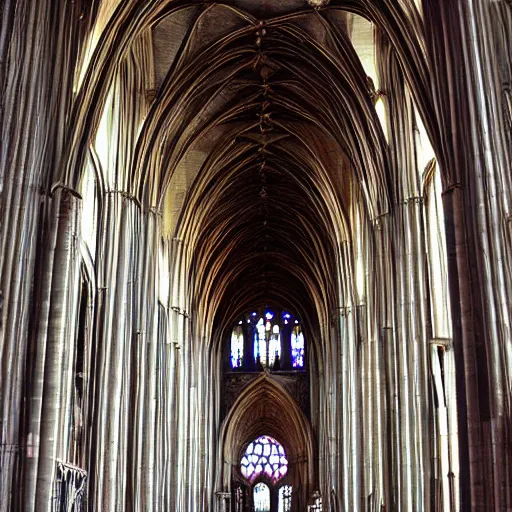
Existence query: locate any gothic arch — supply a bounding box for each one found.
[217,373,315,508]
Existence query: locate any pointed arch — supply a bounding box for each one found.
[217,373,315,507]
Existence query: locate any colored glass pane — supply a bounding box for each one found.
[231,326,244,368]
[235,309,305,371]
[254,483,270,512]
[291,326,305,368]
[278,485,292,512]
[240,435,288,484]
[268,325,280,368]
[254,318,267,367]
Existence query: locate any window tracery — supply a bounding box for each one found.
[240,435,288,484]
[229,309,305,371]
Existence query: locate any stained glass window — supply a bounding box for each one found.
[253,483,270,512]
[291,325,305,368]
[252,313,282,369]
[254,318,267,367]
[240,435,288,484]
[268,324,281,368]
[231,325,244,368]
[278,485,292,512]
[231,309,305,371]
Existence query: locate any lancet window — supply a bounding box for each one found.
[229,309,305,371]
[231,324,244,368]
[254,317,268,367]
[278,485,292,512]
[291,325,304,368]
[253,483,271,512]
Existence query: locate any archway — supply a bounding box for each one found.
[217,374,315,511]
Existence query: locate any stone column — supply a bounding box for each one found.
[216,490,231,512]
[88,192,141,511]
[19,188,82,511]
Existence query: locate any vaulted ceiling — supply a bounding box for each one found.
[144,2,392,339]
[70,0,429,347]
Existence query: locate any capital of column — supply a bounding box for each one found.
[105,189,141,208]
[441,182,463,196]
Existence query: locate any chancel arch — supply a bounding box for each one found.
[218,373,315,511]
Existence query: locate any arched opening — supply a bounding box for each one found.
[218,374,315,511]
[253,483,270,512]
[236,435,290,512]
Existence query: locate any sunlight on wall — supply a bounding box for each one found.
[80,160,98,259]
[415,107,435,175]
[94,88,118,187]
[375,97,389,143]
[355,246,366,305]
[75,0,124,92]
[352,194,367,305]
[158,242,170,306]
[425,169,452,339]
[349,15,379,90]
[424,165,459,510]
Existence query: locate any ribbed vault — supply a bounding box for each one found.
[63,0,439,192]
[55,0,442,358]
[71,3,440,508]
[133,2,395,350]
